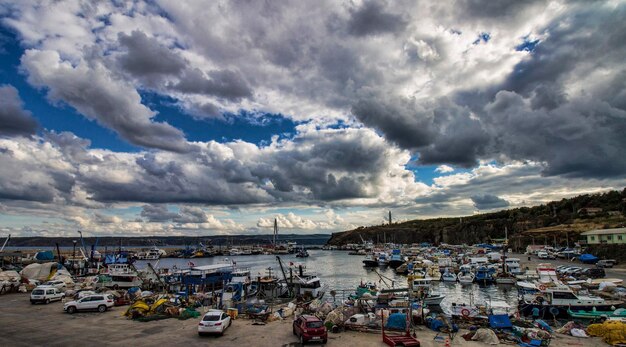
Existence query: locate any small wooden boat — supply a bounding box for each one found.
[568,308,626,320]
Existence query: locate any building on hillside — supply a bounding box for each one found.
[581,228,626,245]
[577,207,603,216]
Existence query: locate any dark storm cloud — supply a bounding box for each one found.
[117,31,186,77]
[455,0,542,19]
[170,68,253,100]
[347,1,407,37]
[0,85,38,136]
[352,96,488,168]
[140,204,178,222]
[352,4,626,178]
[471,194,509,210]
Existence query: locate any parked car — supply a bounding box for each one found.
[597,260,617,268]
[537,251,556,260]
[63,294,114,313]
[579,268,606,279]
[30,286,65,304]
[42,280,67,291]
[564,267,583,275]
[198,310,231,336]
[293,315,327,344]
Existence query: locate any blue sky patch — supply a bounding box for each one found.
[516,38,540,52]
[473,32,491,45]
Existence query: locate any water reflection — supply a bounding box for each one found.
[135,250,519,309]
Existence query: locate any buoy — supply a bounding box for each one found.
[538,284,547,291]
[445,337,451,347]
[461,308,471,317]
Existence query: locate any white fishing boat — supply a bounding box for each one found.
[408,275,445,305]
[98,263,143,289]
[441,268,457,282]
[136,246,166,260]
[458,272,475,284]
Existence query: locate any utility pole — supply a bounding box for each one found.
[389,211,392,225]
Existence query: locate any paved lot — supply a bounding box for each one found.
[0,292,605,347]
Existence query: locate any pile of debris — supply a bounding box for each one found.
[124,293,201,322]
[19,262,74,289]
[0,269,20,294]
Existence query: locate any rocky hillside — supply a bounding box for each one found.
[326,189,626,248]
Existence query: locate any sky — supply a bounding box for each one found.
[0,0,624,238]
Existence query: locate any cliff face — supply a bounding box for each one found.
[327,189,626,247]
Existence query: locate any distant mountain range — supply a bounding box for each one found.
[327,188,626,247]
[4,234,331,248]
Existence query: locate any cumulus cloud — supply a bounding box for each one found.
[20,49,189,152]
[117,30,186,78]
[435,165,454,173]
[0,85,38,136]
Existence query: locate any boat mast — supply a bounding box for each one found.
[273,218,278,249]
[502,227,508,274]
[0,234,10,252]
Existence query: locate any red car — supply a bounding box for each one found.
[293,315,327,344]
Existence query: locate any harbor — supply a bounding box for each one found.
[2,237,626,346]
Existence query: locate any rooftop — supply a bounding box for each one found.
[581,228,626,236]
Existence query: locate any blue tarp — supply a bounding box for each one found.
[385,313,407,330]
[579,254,599,264]
[488,314,512,329]
[35,251,54,260]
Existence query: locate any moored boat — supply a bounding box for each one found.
[388,249,404,269]
[441,268,457,282]
[362,253,378,267]
[519,287,623,318]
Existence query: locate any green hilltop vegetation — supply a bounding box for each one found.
[326,188,626,248]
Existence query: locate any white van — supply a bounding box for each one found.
[30,286,65,304]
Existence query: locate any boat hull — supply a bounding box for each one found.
[362,260,378,267]
[424,295,445,306]
[520,303,620,319]
[495,278,516,285]
[388,260,404,269]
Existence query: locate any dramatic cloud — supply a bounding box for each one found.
[0,85,38,136]
[471,194,509,210]
[117,30,186,77]
[20,49,189,152]
[0,1,624,236]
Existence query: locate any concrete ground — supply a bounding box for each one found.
[0,292,604,347]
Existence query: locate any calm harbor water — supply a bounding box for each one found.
[134,250,519,311]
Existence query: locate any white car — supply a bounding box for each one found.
[30,286,65,304]
[64,294,114,314]
[42,280,67,291]
[198,310,231,336]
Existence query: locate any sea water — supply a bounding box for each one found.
[134,249,519,310]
